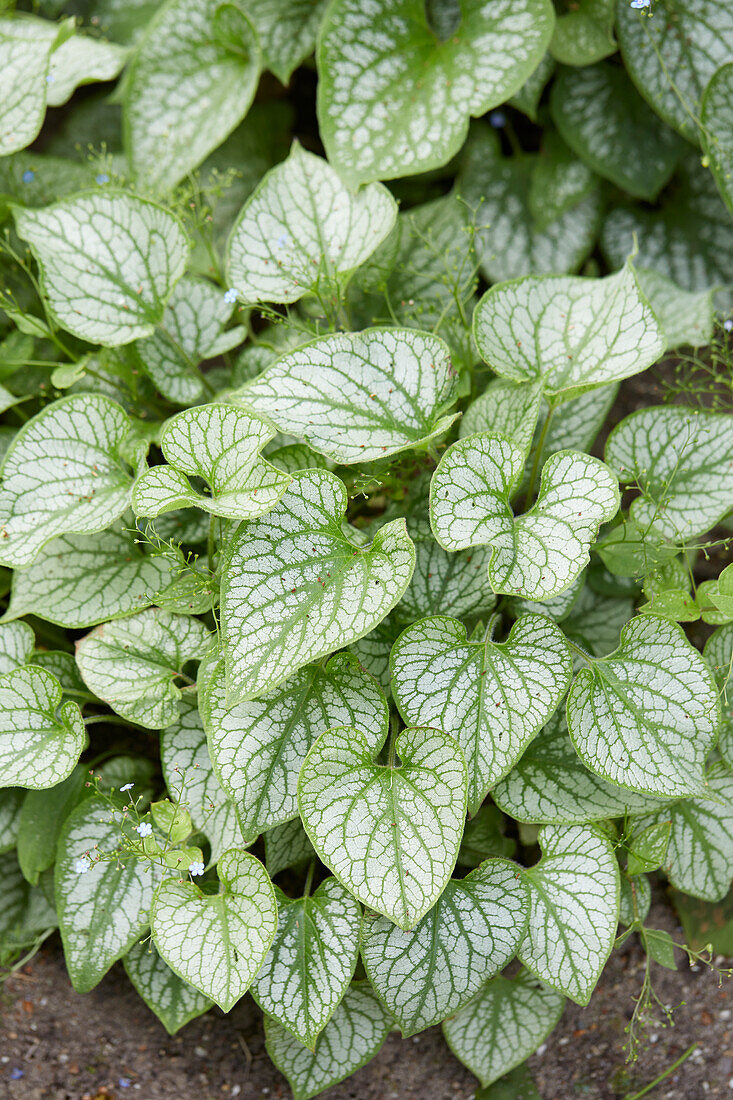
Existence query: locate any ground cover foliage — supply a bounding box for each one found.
[0,0,732,1096]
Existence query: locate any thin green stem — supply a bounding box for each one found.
[623,1044,698,1100]
[523,403,554,511]
[387,712,400,769]
[207,514,217,575]
[303,858,316,899]
[564,636,594,666]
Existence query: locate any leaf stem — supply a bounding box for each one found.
[523,402,554,511]
[564,636,595,666]
[303,858,316,899]
[623,1043,698,1100]
[387,711,400,769]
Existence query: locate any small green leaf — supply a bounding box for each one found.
[0,666,85,789]
[475,1063,542,1100]
[595,519,678,580]
[430,434,619,599]
[627,820,671,876]
[151,847,277,1011]
[150,799,192,845]
[123,940,213,1034]
[442,972,565,1088]
[362,857,528,1036]
[643,927,678,971]
[298,724,467,930]
[76,608,211,729]
[549,0,615,66]
[0,394,136,569]
[316,0,554,185]
[56,794,163,992]
[619,873,651,927]
[605,405,733,541]
[265,980,391,1100]
[16,766,89,884]
[391,614,572,814]
[13,192,189,344]
[492,712,665,824]
[237,327,457,464]
[702,62,733,213]
[221,469,415,700]
[226,142,397,305]
[125,0,261,193]
[46,33,127,107]
[473,260,665,399]
[519,824,619,1004]
[201,650,387,842]
[252,877,361,1048]
[132,403,290,521]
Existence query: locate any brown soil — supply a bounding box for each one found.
[1,901,731,1100]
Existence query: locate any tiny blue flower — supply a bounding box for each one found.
[188,860,205,876]
[629,0,650,8]
[22,169,35,183]
[276,232,289,248]
[136,821,153,837]
[10,1069,24,1080]
[489,110,506,128]
[724,318,733,332]
[74,856,91,874]
[119,782,134,792]
[119,1078,131,1088]
[223,287,238,304]
[96,173,110,185]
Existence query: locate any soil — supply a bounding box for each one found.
[1,900,732,1100]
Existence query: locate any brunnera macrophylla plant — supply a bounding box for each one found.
[0,0,732,1097]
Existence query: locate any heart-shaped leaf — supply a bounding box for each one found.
[298,724,467,929]
[226,143,397,306]
[3,525,175,628]
[317,0,554,185]
[251,877,361,1048]
[45,33,127,108]
[151,848,277,1011]
[362,857,528,1036]
[551,62,683,201]
[201,650,388,842]
[430,434,619,599]
[518,824,619,1004]
[123,940,213,1034]
[125,0,261,193]
[492,712,666,824]
[76,608,211,729]
[461,380,543,457]
[221,470,415,700]
[635,269,715,351]
[510,51,555,120]
[0,16,65,156]
[549,0,615,66]
[0,621,34,675]
[160,696,242,862]
[56,795,163,992]
[605,406,733,541]
[0,665,85,789]
[442,972,565,1088]
[567,615,719,798]
[13,192,189,345]
[237,328,457,464]
[0,394,136,568]
[473,261,665,399]
[391,614,572,814]
[264,981,392,1100]
[132,403,291,521]
[617,0,732,142]
[458,126,601,282]
[702,63,733,213]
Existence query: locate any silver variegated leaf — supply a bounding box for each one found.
[0,666,85,789]
[123,940,213,1034]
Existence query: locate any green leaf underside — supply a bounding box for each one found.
[151,848,277,1011]
[459,127,601,283]
[298,725,467,930]
[202,650,387,842]
[56,796,163,992]
[238,327,457,464]
[473,262,665,399]
[264,981,392,1100]
[0,665,85,789]
[252,877,361,1048]
[430,434,619,599]
[391,614,572,814]
[221,470,415,700]
[492,712,666,824]
[13,192,189,344]
[0,394,134,569]
[75,608,211,729]
[519,824,619,1004]
[3,525,175,628]
[605,405,733,541]
[132,403,290,521]
[160,695,242,862]
[567,615,719,798]
[632,766,733,903]
[551,63,682,201]
[227,143,397,305]
[442,973,565,1087]
[317,0,554,185]
[125,0,261,193]
[362,858,529,1036]
[702,62,733,213]
[123,940,213,1034]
